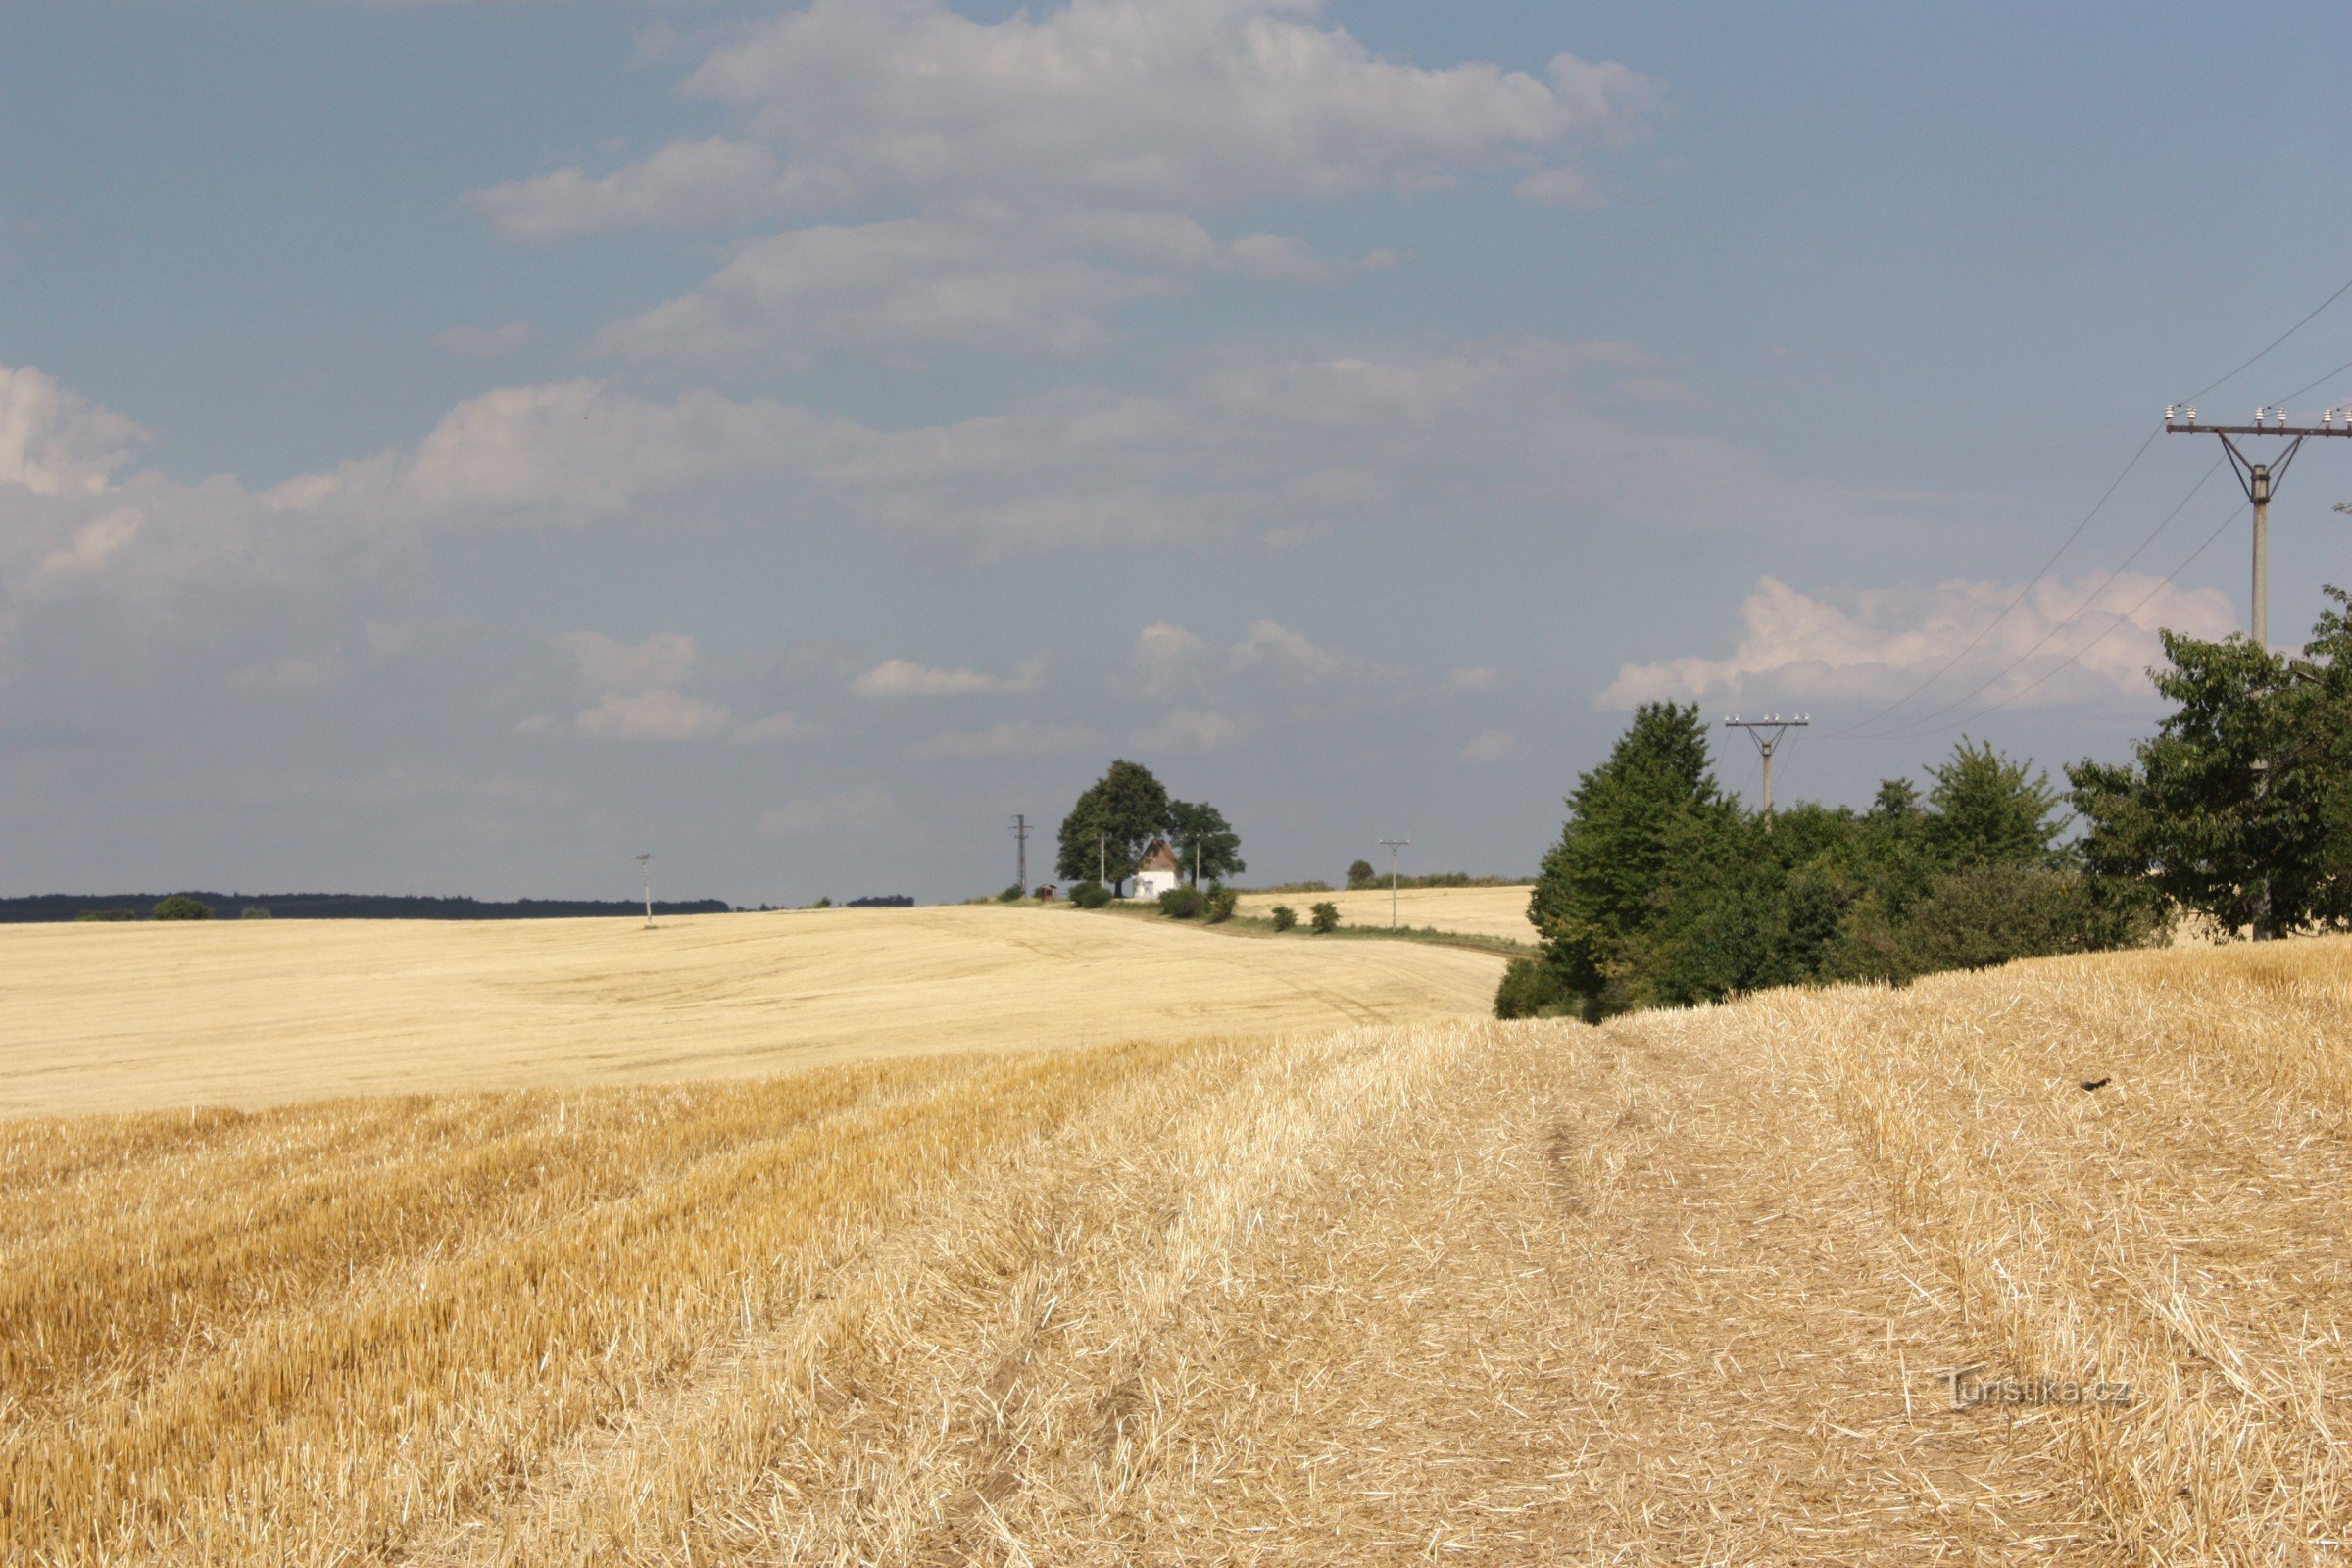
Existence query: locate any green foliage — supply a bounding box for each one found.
[1268,904,1298,932]
[1308,901,1341,934]
[1927,738,2067,867]
[997,884,1025,903]
[809,897,833,909]
[1494,957,1578,1019]
[1528,702,1741,1019]
[74,907,138,922]
[2070,594,2352,939]
[1512,707,2155,1023]
[1071,881,1113,909]
[240,906,272,919]
[1346,859,1376,889]
[1057,760,1172,890]
[1252,880,1330,895]
[151,895,213,922]
[1166,800,1246,884]
[1204,885,1238,923]
[1157,885,1207,919]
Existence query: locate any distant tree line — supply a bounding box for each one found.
[1505,589,2352,1021]
[8,892,733,924]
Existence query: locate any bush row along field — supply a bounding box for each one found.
[0,905,1504,1117]
[6,937,2351,1562]
[1232,882,1538,943]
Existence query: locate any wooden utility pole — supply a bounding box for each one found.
[1010,814,1029,894]
[1379,838,1409,929]
[1723,716,1808,829]
[2164,405,2352,648]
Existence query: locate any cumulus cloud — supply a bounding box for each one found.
[908,720,1106,760]
[566,689,734,742]
[0,364,147,497]
[760,784,893,836]
[852,656,1045,697]
[466,137,796,243]
[556,630,699,693]
[1461,727,1523,762]
[466,2,1661,359]
[1448,666,1501,692]
[1128,621,1211,700]
[680,0,1663,210]
[1227,619,1348,683]
[1134,707,1254,751]
[1600,574,2238,713]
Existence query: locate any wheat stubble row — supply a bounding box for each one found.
[8,941,2352,1561]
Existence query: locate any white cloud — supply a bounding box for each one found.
[556,630,698,693]
[1600,575,2238,713]
[0,364,146,498]
[852,655,1045,697]
[1227,619,1348,682]
[1129,621,1210,699]
[568,689,733,742]
[1134,707,1254,751]
[760,784,893,836]
[430,322,530,358]
[466,137,796,243]
[1448,666,1501,692]
[1461,727,1523,763]
[730,710,814,745]
[598,216,1176,362]
[908,720,1105,760]
[681,0,1663,210]
[230,652,347,692]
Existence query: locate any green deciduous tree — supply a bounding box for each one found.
[151,895,213,921]
[1926,737,2068,868]
[2071,593,2352,939]
[1057,760,1172,891]
[1527,702,1741,1019]
[1166,800,1246,884]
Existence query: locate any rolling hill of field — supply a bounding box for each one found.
[9,935,2351,1562]
[1235,882,1539,942]
[0,905,1506,1117]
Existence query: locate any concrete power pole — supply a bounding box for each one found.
[1010,814,1029,894]
[2164,404,2352,648]
[635,853,653,929]
[1723,716,1808,830]
[1379,837,1409,929]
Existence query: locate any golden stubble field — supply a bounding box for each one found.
[1233,882,1538,941]
[7,929,2352,1563]
[0,905,1505,1116]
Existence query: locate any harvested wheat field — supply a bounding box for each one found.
[1234,882,1539,942]
[0,906,1503,1117]
[10,938,2352,1564]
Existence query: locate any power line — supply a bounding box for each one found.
[2181,271,2352,402]
[1821,424,2162,738]
[1829,270,2352,740]
[1866,501,2246,743]
[1836,456,2224,740]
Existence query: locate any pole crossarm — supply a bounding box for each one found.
[1723,715,1809,827]
[2165,406,2348,649]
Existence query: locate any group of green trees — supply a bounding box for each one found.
[1506,590,2352,1020]
[1056,760,1243,893]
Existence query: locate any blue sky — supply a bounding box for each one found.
[4,1,2348,904]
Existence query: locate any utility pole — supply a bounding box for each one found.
[2164,404,2352,648]
[1723,716,1808,830]
[1379,837,1409,929]
[635,853,654,929]
[1010,814,1029,894]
